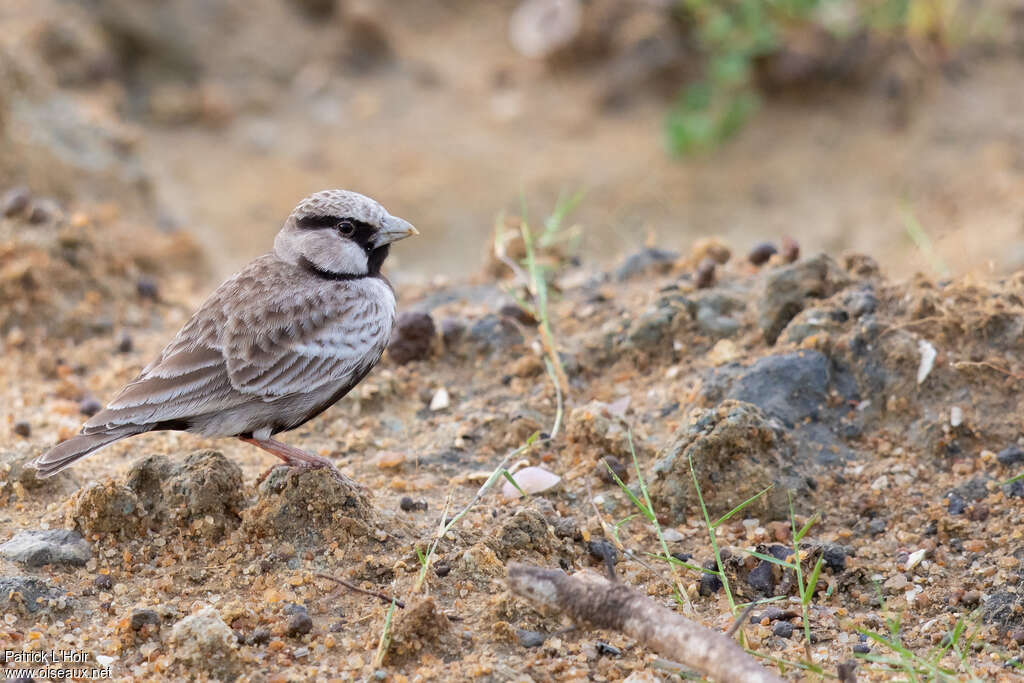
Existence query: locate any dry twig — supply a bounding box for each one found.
[507,564,784,683]
[314,573,406,609]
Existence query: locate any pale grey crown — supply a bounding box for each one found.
[288,189,389,228]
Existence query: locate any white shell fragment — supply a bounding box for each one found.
[916,339,936,385]
[502,466,561,498]
[429,387,450,411]
[508,0,582,59]
[950,406,963,428]
[906,548,927,571]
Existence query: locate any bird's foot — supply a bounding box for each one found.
[241,437,356,487]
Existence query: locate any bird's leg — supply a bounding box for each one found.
[241,437,352,484]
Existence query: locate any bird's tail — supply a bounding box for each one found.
[31,430,136,477]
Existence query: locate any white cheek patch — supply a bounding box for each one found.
[302,232,368,276]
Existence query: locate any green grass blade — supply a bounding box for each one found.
[712,485,773,528]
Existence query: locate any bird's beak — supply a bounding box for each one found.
[374,215,419,247]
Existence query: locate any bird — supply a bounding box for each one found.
[31,189,418,479]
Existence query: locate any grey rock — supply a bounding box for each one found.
[982,591,1024,631]
[0,529,91,567]
[0,576,70,616]
[626,307,677,350]
[695,305,741,338]
[516,629,545,648]
[616,247,678,281]
[728,351,830,426]
[131,608,161,631]
[772,621,795,638]
[464,314,523,355]
[758,253,852,344]
[650,401,813,523]
[746,561,775,594]
[997,446,1024,467]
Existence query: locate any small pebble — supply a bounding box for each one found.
[499,304,537,326]
[671,551,692,563]
[595,641,621,657]
[961,590,981,606]
[434,563,451,578]
[947,493,967,516]
[867,518,887,535]
[772,621,794,638]
[117,333,134,353]
[399,496,427,512]
[388,311,436,364]
[79,397,102,416]
[996,445,1024,467]
[695,258,716,289]
[502,466,560,498]
[516,629,545,648]
[248,628,271,645]
[13,421,31,437]
[597,455,628,484]
[430,387,450,411]
[781,236,800,263]
[967,503,989,522]
[94,575,113,590]
[748,242,778,266]
[2,186,31,217]
[286,611,313,637]
[129,608,161,631]
[699,562,722,596]
[136,276,159,300]
[852,643,871,654]
[27,199,57,224]
[746,561,774,593]
[822,544,847,571]
[587,539,618,569]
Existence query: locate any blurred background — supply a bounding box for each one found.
[2,0,1024,285]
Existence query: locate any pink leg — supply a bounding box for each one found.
[241,437,352,483]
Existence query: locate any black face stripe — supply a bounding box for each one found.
[296,214,343,229]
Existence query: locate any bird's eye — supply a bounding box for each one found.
[337,220,355,236]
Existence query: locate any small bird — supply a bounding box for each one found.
[32,189,417,478]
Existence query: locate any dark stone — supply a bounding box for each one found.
[695,258,716,289]
[671,552,692,563]
[79,397,102,416]
[748,242,778,265]
[982,591,1024,631]
[130,608,161,631]
[2,186,31,217]
[595,641,621,657]
[286,611,313,637]
[94,575,112,590]
[399,496,427,512]
[117,333,134,354]
[499,304,537,326]
[516,629,545,648]
[597,455,628,484]
[136,276,159,300]
[13,421,31,437]
[853,643,871,654]
[587,539,618,567]
[772,621,795,638]
[841,285,878,318]
[727,351,830,426]
[947,493,967,515]
[434,563,451,578]
[388,312,436,364]
[248,628,272,645]
[746,560,775,593]
[968,503,989,522]
[758,254,852,344]
[0,576,68,614]
[867,518,887,535]
[822,544,847,572]
[699,561,722,596]
[997,446,1024,467]
[27,199,58,224]
[766,545,791,561]
[616,247,678,281]
[1005,480,1024,499]
[952,477,991,502]
[781,236,800,263]
[464,314,523,355]
[440,317,466,349]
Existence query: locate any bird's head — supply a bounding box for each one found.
[274,189,418,278]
